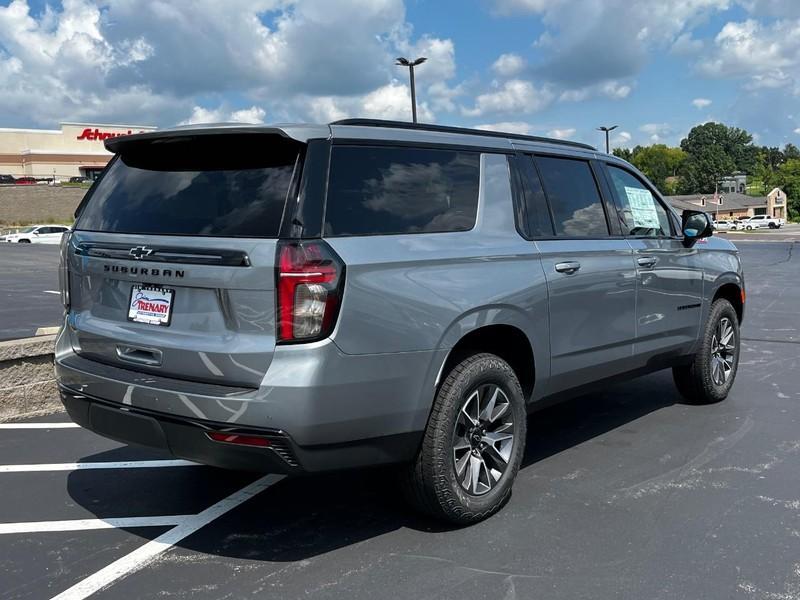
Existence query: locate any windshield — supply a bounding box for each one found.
[18,227,37,233]
[76,134,301,238]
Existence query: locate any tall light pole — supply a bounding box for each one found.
[396,56,427,123]
[597,125,618,153]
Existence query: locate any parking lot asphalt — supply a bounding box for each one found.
[1,241,799,599]
[0,244,61,341]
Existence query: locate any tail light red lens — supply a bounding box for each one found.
[206,432,272,448]
[58,231,72,310]
[276,240,345,343]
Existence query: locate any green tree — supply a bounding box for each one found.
[678,122,756,193]
[777,159,800,221]
[784,143,800,161]
[612,147,633,161]
[631,144,686,193]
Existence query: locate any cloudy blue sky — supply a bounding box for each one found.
[0,0,799,149]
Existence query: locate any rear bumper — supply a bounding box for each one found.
[54,326,441,472]
[60,387,422,473]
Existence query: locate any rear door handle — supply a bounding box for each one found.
[637,256,658,268]
[555,261,581,274]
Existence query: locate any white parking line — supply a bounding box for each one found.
[0,516,190,535]
[42,290,60,295]
[0,459,200,473]
[0,423,79,429]
[50,474,283,600]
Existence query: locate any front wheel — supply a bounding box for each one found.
[673,299,740,404]
[17,239,31,243]
[403,353,527,524]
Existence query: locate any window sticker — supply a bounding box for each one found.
[624,186,661,229]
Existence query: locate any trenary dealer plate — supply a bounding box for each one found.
[127,285,174,326]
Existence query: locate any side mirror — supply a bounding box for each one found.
[681,210,713,248]
[32,230,40,236]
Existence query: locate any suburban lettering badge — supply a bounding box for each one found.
[103,264,185,278]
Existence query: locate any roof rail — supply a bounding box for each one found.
[330,118,596,151]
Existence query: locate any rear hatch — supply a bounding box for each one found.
[66,132,303,388]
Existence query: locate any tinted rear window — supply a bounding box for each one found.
[76,135,300,238]
[535,156,609,237]
[324,146,480,236]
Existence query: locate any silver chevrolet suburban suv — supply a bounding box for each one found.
[56,119,744,523]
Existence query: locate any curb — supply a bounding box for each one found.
[0,334,60,422]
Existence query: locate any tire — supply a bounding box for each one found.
[746,225,753,230]
[673,299,740,404]
[769,223,777,229]
[17,239,30,243]
[403,353,527,524]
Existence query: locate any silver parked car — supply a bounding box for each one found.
[55,120,744,523]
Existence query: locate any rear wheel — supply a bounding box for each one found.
[403,353,527,524]
[673,299,740,404]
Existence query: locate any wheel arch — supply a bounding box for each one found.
[433,306,543,403]
[711,279,744,324]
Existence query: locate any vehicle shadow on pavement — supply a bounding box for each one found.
[65,369,682,562]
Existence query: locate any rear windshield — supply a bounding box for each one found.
[76,134,300,238]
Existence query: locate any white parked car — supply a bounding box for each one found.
[713,219,735,231]
[741,215,784,230]
[0,224,71,243]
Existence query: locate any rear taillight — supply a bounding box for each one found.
[206,432,272,448]
[276,240,345,343]
[58,231,72,310]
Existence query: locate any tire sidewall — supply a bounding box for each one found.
[430,355,527,518]
[698,300,740,401]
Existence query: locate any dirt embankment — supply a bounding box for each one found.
[0,186,86,226]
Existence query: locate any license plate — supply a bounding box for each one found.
[127,285,174,326]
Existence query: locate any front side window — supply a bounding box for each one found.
[535,156,608,237]
[325,146,480,236]
[607,165,672,237]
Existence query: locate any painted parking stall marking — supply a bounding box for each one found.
[0,459,199,473]
[0,419,282,600]
[0,515,191,535]
[50,475,282,600]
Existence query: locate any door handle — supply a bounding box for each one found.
[555,261,581,274]
[637,256,658,268]
[116,344,162,366]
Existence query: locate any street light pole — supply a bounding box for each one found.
[597,125,619,154]
[396,57,427,123]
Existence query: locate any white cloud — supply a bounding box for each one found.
[0,0,457,127]
[306,82,434,123]
[697,18,800,91]
[463,79,554,117]
[547,127,576,139]
[492,53,526,77]
[491,0,730,89]
[671,32,704,55]
[639,122,672,143]
[692,97,713,109]
[612,130,632,145]
[475,122,532,134]
[559,79,631,102]
[179,105,266,125]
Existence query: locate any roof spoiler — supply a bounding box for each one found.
[104,126,298,154]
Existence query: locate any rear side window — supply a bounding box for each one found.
[76,135,300,238]
[324,146,480,236]
[535,156,609,237]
